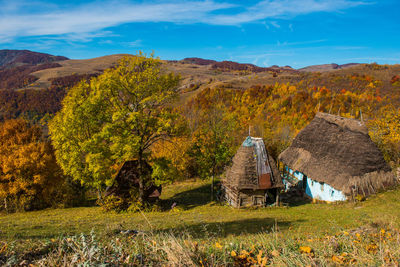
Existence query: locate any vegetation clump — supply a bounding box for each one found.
[49,53,185,209]
[0,119,70,212]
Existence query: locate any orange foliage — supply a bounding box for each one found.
[0,119,62,211]
[185,80,391,160]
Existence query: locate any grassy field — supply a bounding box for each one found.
[1,179,400,265]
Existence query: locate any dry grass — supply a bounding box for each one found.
[1,180,400,265]
[1,225,399,266]
[25,54,129,90]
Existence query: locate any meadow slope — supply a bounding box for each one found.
[1,180,400,265]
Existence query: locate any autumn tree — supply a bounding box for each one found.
[0,119,62,212]
[49,54,184,204]
[368,105,400,167]
[187,104,236,199]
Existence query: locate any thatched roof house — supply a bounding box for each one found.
[279,112,397,201]
[223,136,283,208]
[105,160,162,201]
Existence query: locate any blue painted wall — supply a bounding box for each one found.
[283,167,347,202]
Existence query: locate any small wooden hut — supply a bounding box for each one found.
[278,112,397,201]
[223,136,283,208]
[105,160,162,201]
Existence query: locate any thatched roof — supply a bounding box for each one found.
[105,160,161,200]
[279,112,397,196]
[224,137,282,190]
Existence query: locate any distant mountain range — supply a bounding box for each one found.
[298,63,361,72]
[0,49,68,68]
[0,49,374,92]
[1,49,399,123]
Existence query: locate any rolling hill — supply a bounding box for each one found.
[0,49,68,68]
[299,63,361,72]
[0,50,399,122]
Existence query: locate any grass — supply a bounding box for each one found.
[1,179,400,265]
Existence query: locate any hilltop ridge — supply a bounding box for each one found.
[0,49,68,68]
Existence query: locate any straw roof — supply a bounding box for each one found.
[105,160,161,200]
[224,137,282,190]
[279,112,397,196]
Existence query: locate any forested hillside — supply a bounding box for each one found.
[0,52,399,164]
[0,52,399,213]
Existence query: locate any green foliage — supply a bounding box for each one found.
[184,96,237,180]
[100,191,162,213]
[100,195,128,213]
[151,157,180,186]
[49,53,185,203]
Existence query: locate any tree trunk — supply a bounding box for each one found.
[275,190,280,207]
[4,198,8,213]
[211,165,215,201]
[211,174,214,201]
[97,189,102,202]
[138,151,145,204]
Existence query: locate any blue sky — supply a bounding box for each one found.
[0,0,399,68]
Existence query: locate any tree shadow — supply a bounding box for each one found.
[161,183,313,211]
[285,197,312,207]
[157,217,303,238]
[280,192,313,207]
[1,231,75,240]
[161,183,214,210]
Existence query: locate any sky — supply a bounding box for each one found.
[0,0,399,68]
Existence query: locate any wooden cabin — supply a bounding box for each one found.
[222,136,283,208]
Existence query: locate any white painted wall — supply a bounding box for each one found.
[284,167,347,202]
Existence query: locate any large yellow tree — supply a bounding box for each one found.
[49,54,185,204]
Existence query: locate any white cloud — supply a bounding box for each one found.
[333,46,367,50]
[209,0,370,25]
[0,0,371,43]
[338,57,400,62]
[124,40,143,47]
[270,21,281,28]
[0,0,234,42]
[277,39,327,46]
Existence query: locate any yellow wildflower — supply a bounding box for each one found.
[240,250,249,256]
[247,256,257,264]
[332,255,344,264]
[271,249,280,257]
[299,246,312,254]
[366,243,378,254]
[215,242,223,249]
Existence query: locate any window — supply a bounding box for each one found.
[320,183,324,191]
[311,181,314,186]
[331,190,334,196]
